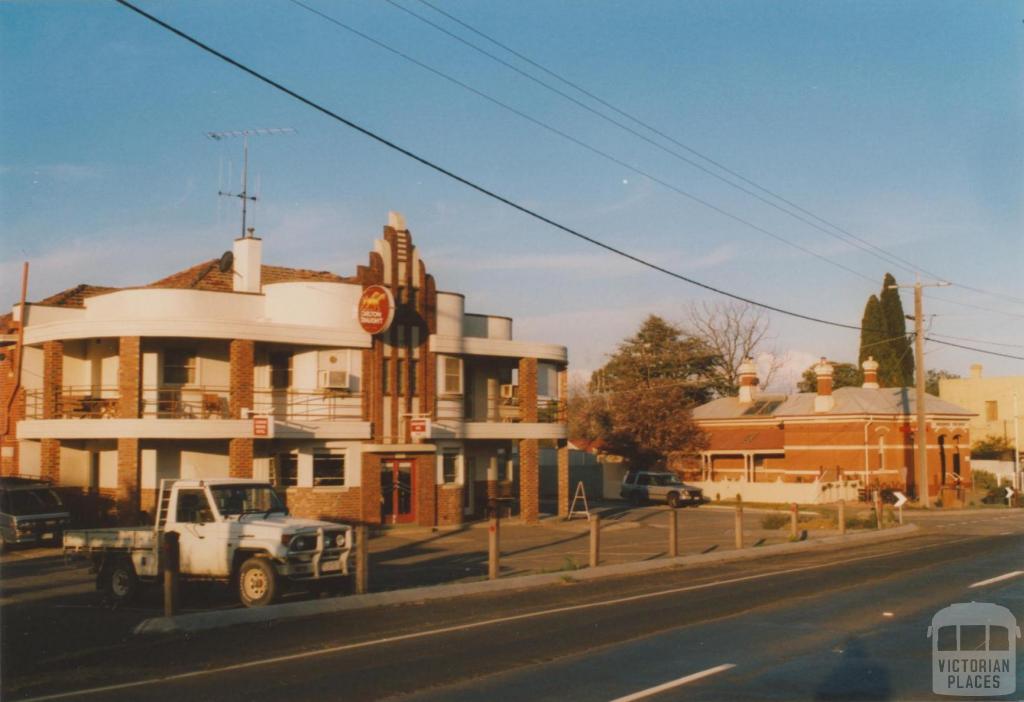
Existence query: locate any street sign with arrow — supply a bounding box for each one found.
[1006,486,1016,507]
[893,491,908,524]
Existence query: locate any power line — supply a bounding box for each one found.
[401,0,1024,310]
[287,0,878,286]
[110,0,1024,364]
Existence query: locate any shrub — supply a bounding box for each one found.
[760,513,789,530]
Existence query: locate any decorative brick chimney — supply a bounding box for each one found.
[737,357,758,404]
[862,356,879,389]
[814,357,834,412]
[233,230,262,294]
[970,363,983,379]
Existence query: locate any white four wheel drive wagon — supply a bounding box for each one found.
[63,478,354,607]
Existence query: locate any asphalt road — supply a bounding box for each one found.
[3,508,1021,702]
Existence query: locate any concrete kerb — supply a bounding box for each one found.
[134,523,919,636]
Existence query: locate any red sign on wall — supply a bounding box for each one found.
[253,416,270,437]
[409,417,431,440]
[358,285,395,335]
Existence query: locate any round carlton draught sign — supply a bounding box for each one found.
[357,285,395,335]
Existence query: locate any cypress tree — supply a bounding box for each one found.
[858,295,884,368]
[878,273,914,387]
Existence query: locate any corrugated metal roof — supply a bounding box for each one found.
[694,387,974,420]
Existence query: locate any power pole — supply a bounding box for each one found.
[1014,392,1021,493]
[890,276,949,509]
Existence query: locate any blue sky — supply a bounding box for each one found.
[2,0,1022,386]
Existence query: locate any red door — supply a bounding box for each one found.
[381,460,416,524]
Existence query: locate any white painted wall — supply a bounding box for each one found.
[693,479,860,504]
[17,440,41,476]
[436,293,464,337]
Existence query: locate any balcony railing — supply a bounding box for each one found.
[444,397,564,424]
[24,386,363,422]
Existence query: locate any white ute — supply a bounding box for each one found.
[63,478,353,607]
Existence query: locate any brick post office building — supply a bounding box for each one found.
[0,213,569,526]
[691,357,975,505]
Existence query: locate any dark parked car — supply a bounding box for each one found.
[620,470,704,507]
[0,477,71,552]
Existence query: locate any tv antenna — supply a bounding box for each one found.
[206,127,295,238]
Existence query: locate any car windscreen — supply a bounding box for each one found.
[4,489,65,516]
[210,485,284,516]
[651,474,683,486]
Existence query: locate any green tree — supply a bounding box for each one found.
[925,369,960,395]
[797,361,863,393]
[582,315,715,467]
[971,435,1014,459]
[858,294,884,368]
[878,273,914,386]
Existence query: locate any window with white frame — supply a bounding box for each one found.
[442,451,459,484]
[313,453,345,487]
[271,453,297,488]
[164,349,197,386]
[443,357,461,394]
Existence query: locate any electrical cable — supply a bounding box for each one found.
[110,0,1024,363]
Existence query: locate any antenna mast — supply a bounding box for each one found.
[206,127,295,238]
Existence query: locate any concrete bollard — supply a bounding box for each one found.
[162,531,179,617]
[668,507,679,558]
[838,499,846,535]
[488,511,500,580]
[734,495,744,549]
[790,503,798,539]
[355,525,369,595]
[589,514,601,568]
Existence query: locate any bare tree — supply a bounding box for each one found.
[686,301,782,395]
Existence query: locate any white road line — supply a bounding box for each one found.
[18,537,973,702]
[609,664,736,702]
[969,571,1024,589]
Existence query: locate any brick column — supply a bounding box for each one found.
[416,454,436,527]
[229,340,255,479]
[118,337,141,418]
[518,357,538,422]
[557,440,570,518]
[519,438,539,523]
[40,438,60,483]
[42,340,63,419]
[117,438,140,524]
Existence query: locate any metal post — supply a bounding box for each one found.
[913,280,930,508]
[589,514,601,568]
[874,490,883,530]
[355,525,369,594]
[668,507,678,558]
[789,503,798,539]
[734,495,744,549]
[488,507,500,580]
[838,499,846,535]
[162,531,179,617]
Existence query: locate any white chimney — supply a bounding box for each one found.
[737,357,759,404]
[233,233,262,294]
[861,356,879,389]
[814,357,835,413]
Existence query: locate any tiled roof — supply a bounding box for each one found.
[147,260,352,291]
[694,387,974,420]
[37,284,121,308]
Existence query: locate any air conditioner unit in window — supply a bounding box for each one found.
[319,370,350,390]
[500,384,518,399]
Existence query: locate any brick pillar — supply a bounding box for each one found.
[557,440,570,518]
[1,347,25,475]
[118,337,141,418]
[42,340,63,419]
[229,339,254,418]
[361,453,382,525]
[40,438,60,482]
[417,454,436,527]
[229,438,253,479]
[117,438,139,524]
[519,438,539,523]
[518,357,538,422]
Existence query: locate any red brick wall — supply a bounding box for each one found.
[284,487,364,523]
[415,454,436,527]
[519,438,539,522]
[42,340,63,419]
[518,357,538,422]
[557,442,569,517]
[118,336,140,418]
[40,438,60,482]
[0,344,24,475]
[229,339,254,418]
[117,438,139,524]
[360,453,382,524]
[435,485,463,526]
[229,438,253,479]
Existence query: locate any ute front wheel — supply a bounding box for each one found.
[238,557,279,608]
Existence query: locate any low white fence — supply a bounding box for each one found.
[693,478,861,504]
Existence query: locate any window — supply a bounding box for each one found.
[382,358,391,394]
[176,489,213,523]
[990,625,1010,651]
[270,352,291,390]
[985,400,998,422]
[442,452,458,484]
[637,474,652,486]
[937,625,957,651]
[397,359,406,395]
[313,453,345,487]
[272,453,297,488]
[164,349,196,385]
[444,357,461,394]
[409,360,418,396]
